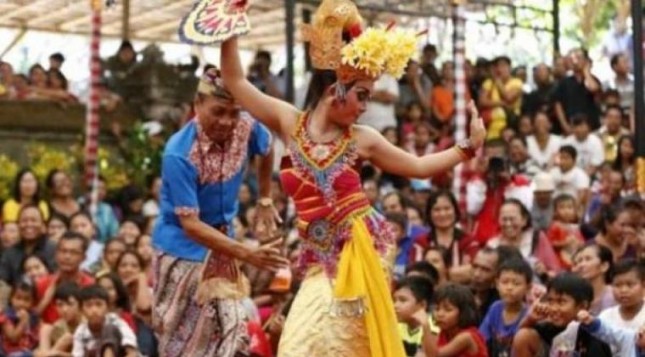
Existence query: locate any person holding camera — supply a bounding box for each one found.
[466,140,533,244]
[247,50,284,99]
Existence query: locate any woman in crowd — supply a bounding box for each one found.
[422,190,479,283]
[115,250,152,318]
[487,199,561,279]
[525,110,561,170]
[594,207,636,262]
[27,64,48,100]
[612,135,635,194]
[46,170,79,220]
[2,169,49,223]
[572,242,617,315]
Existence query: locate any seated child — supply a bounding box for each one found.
[511,272,612,357]
[549,145,590,200]
[479,257,531,357]
[432,284,487,357]
[0,279,40,357]
[546,194,584,269]
[387,213,424,280]
[598,259,645,330]
[405,261,440,286]
[72,285,138,357]
[36,282,83,357]
[393,276,437,357]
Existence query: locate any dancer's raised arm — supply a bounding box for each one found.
[359,101,486,178]
[220,37,299,137]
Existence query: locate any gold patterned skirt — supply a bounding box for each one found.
[277,268,370,357]
[278,216,405,357]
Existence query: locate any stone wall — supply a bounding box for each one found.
[0,101,133,165]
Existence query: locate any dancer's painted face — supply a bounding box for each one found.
[330,79,374,126]
[195,95,240,143]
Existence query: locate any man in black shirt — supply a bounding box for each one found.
[553,48,602,134]
[471,247,501,320]
[522,63,555,117]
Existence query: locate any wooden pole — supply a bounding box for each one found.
[85,0,102,220]
[285,0,296,103]
[452,0,468,220]
[122,0,131,40]
[0,27,27,59]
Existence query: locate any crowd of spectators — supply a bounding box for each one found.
[0,33,643,356]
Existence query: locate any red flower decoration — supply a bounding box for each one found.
[227,0,248,13]
[347,23,363,39]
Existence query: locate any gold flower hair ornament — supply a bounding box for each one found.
[339,23,421,82]
[302,0,422,99]
[333,22,422,99]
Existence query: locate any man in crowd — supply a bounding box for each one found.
[553,48,602,134]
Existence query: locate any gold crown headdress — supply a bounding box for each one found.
[302,0,420,94]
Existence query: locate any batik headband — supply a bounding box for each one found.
[197,67,234,101]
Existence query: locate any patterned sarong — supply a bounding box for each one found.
[152,251,249,357]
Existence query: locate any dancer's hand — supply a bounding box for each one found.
[242,239,289,272]
[467,100,486,149]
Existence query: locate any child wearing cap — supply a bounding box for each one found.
[531,171,555,231]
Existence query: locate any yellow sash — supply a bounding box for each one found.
[334,219,405,357]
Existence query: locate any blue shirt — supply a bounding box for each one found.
[152,116,271,261]
[479,300,527,356]
[95,202,119,243]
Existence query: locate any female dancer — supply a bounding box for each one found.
[220,1,486,355]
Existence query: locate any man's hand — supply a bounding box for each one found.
[241,239,288,272]
[254,201,282,240]
[266,314,285,336]
[576,309,594,325]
